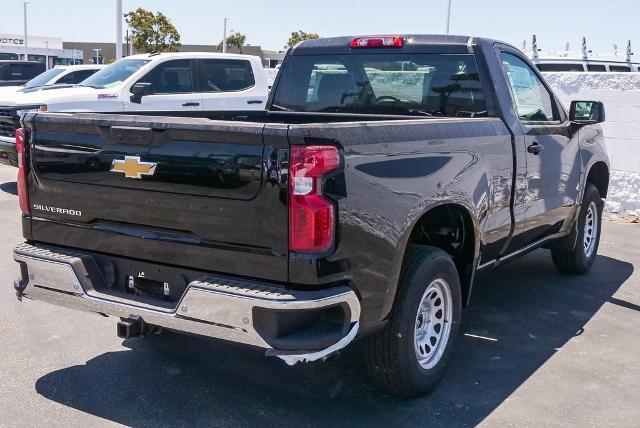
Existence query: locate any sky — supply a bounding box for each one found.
[2,0,639,54]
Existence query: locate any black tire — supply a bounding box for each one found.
[551,184,603,274]
[365,246,462,396]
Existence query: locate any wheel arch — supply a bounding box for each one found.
[382,202,481,321]
[585,161,609,199]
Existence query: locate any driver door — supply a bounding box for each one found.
[124,59,203,112]
[498,50,581,246]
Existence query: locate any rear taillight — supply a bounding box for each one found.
[289,146,340,253]
[15,128,30,214]
[350,36,403,48]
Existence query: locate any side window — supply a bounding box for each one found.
[200,59,255,92]
[536,63,585,72]
[56,69,97,84]
[609,65,631,72]
[6,64,37,80]
[137,59,194,94]
[500,52,556,122]
[587,64,607,72]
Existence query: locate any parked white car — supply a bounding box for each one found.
[14,52,269,113]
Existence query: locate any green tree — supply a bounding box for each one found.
[218,31,247,53]
[285,31,320,49]
[125,8,181,53]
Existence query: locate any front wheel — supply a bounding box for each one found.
[551,184,603,274]
[365,246,462,396]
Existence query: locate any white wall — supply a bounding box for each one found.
[264,68,278,87]
[543,72,640,214]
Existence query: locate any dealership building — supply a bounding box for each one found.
[0,33,284,69]
[0,33,84,66]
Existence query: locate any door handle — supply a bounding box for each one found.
[247,100,264,105]
[527,142,544,155]
[181,102,200,107]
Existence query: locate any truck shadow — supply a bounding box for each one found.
[0,181,17,196]
[35,250,633,427]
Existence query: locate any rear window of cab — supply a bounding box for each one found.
[272,53,489,118]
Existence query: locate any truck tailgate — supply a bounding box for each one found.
[25,113,289,282]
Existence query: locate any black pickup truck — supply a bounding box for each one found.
[12,35,609,396]
[0,60,46,87]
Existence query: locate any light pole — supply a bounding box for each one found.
[125,29,130,56]
[116,0,123,60]
[222,18,230,53]
[23,1,29,61]
[445,0,452,35]
[94,48,102,64]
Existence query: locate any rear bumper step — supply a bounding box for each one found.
[13,242,360,365]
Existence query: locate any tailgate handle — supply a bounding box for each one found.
[109,126,157,146]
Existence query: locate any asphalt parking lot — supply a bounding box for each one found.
[0,163,638,427]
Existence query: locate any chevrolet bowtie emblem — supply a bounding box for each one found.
[110,156,157,179]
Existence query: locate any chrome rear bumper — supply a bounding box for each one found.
[13,242,360,365]
[0,135,17,166]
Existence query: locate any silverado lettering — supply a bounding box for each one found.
[32,204,82,217]
[11,35,609,397]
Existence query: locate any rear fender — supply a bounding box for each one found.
[380,197,482,320]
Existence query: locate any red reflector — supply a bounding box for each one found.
[290,194,335,253]
[289,146,340,253]
[350,36,403,48]
[16,128,30,214]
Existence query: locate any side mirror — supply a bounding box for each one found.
[130,82,153,104]
[570,100,605,124]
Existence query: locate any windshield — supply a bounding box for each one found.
[271,53,489,117]
[81,58,150,89]
[23,67,65,88]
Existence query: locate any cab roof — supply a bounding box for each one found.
[124,52,261,61]
[289,34,511,55]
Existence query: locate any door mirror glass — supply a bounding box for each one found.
[130,82,153,103]
[570,100,605,124]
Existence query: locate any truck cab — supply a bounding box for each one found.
[0,61,46,87]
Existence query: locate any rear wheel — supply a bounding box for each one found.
[551,184,603,274]
[365,246,462,396]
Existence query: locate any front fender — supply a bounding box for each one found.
[577,123,610,205]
